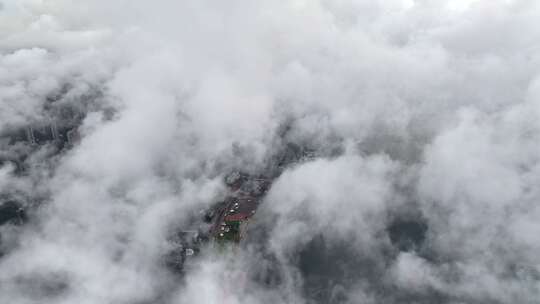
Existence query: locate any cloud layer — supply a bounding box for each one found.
[1,0,540,303]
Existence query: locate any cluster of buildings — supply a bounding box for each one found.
[0,108,83,255]
[165,143,318,273]
[1,119,79,148]
[210,175,271,243]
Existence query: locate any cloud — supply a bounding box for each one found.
[1,0,540,303]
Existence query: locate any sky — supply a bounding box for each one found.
[1,0,540,303]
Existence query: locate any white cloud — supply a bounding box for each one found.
[1,0,540,303]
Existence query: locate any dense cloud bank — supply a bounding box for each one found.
[1,0,540,303]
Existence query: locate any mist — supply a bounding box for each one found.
[1,0,540,303]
